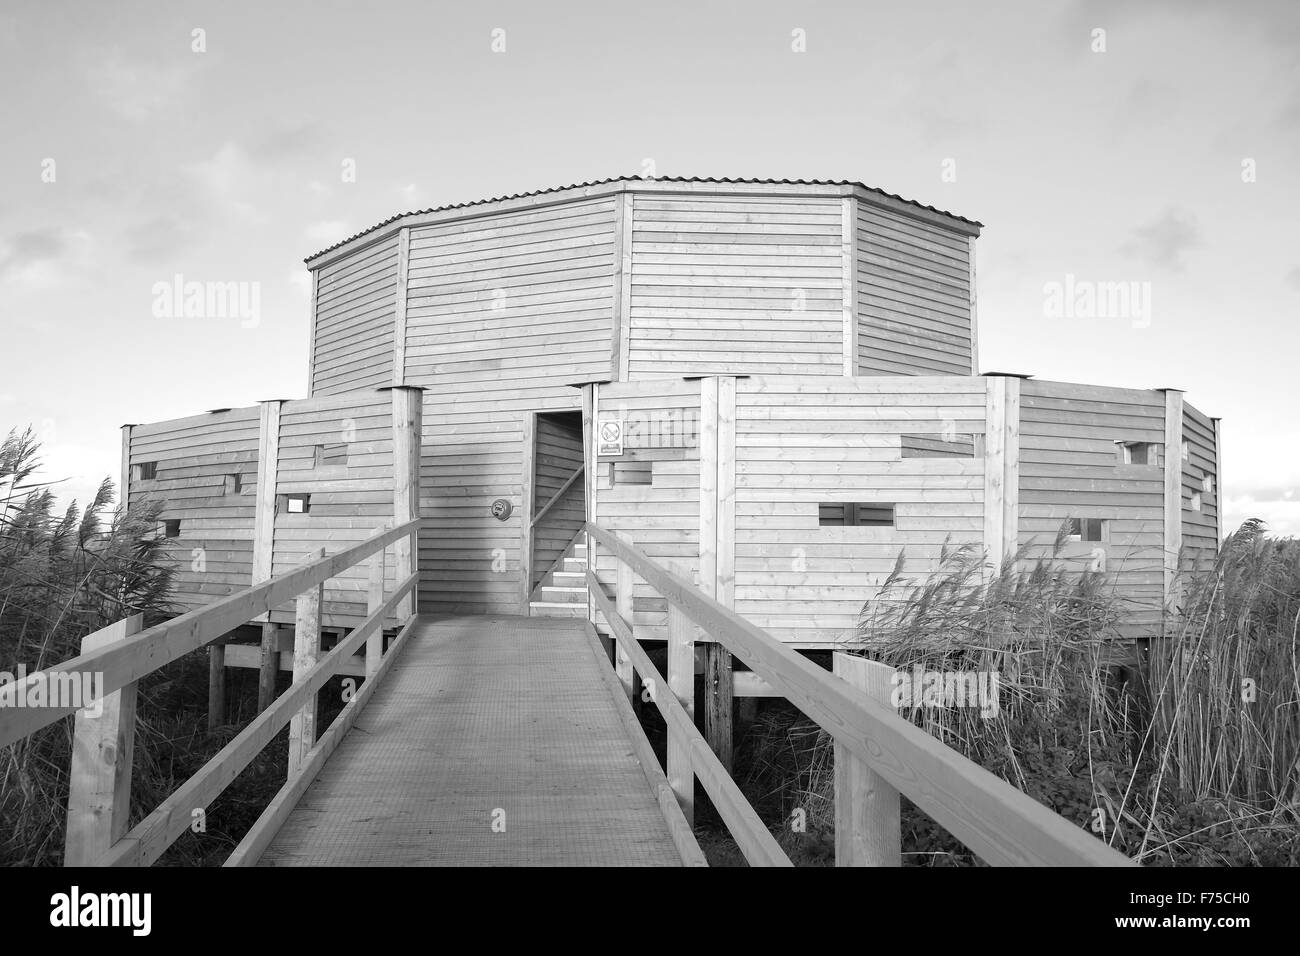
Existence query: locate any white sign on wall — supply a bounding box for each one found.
[598,419,625,456]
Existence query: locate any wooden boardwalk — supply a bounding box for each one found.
[259,615,693,866]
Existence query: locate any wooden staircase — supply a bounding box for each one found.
[529,535,589,618]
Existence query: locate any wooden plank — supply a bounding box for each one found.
[983,376,1019,572]
[530,463,584,529]
[615,531,636,699]
[588,575,790,865]
[288,549,325,775]
[666,587,694,825]
[0,518,419,749]
[705,643,733,773]
[224,642,367,677]
[258,622,279,711]
[119,425,133,512]
[588,522,1133,867]
[699,378,719,599]
[367,543,386,677]
[1164,389,1184,609]
[225,613,420,866]
[584,384,597,625]
[393,227,410,385]
[65,614,142,866]
[207,643,226,731]
[99,571,418,866]
[718,376,737,608]
[833,653,901,866]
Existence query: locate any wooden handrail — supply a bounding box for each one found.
[530,463,584,529]
[0,518,419,749]
[588,570,791,866]
[97,569,418,866]
[586,521,1134,868]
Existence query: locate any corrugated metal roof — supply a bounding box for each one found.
[304,175,982,263]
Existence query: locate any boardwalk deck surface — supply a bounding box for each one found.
[259,615,686,866]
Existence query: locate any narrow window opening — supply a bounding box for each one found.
[281,493,311,514]
[1190,492,1202,512]
[163,519,181,538]
[612,460,652,486]
[224,473,242,495]
[1202,474,1214,494]
[1066,517,1105,542]
[133,461,158,481]
[1117,441,1158,466]
[819,503,895,527]
[901,434,977,459]
[314,444,348,468]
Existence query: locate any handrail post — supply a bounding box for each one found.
[614,532,636,700]
[65,614,142,866]
[288,549,326,775]
[666,563,695,826]
[832,653,901,866]
[391,386,422,621]
[366,544,387,677]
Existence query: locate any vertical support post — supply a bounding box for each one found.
[288,549,325,776]
[666,596,695,826]
[983,376,1020,575]
[367,542,387,678]
[583,384,598,628]
[393,226,410,386]
[306,270,318,396]
[119,424,133,514]
[519,412,536,610]
[1163,389,1185,612]
[968,237,979,375]
[207,641,226,731]
[391,386,422,622]
[614,531,636,700]
[66,614,142,866]
[252,399,283,713]
[1211,417,1224,545]
[257,624,279,712]
[700,376,736,768]
[832,653,901,867]
[611,191,633,381]
[841,195,859,376]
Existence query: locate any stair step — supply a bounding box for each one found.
[560,558,587,571]
[529,601,587,618]
[552,571,586,584]
[537,586,586,603]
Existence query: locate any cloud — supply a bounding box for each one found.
[86,51,195,122]
[122,216,200,264]
[0,230,65,280]
[1120,208,1201,272]
[1286,266,1300,292]
[251,122,326,161]
[185,143,269,225]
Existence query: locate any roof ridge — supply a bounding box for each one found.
[305,175,982,263]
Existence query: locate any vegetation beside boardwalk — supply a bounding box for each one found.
[0,430,286,866]
[4,425,1297,866]
[703,522,1300,866]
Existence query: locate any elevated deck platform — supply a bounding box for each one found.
[257,615,695,866]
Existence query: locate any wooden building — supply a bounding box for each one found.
[120,176,1221,654]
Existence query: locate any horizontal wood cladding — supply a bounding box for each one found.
[627,195,844,377]
[312,234,399,395]
[1018,379,1166,634]
[401,197,616,614]
[593,380,703,640]
[1182,402,1220,568]
[126,408,262,613]
[732,375,988,645]
[857,203,973,376]
[269,393,398,625]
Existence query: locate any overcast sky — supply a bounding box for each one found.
[1,0,1297,534]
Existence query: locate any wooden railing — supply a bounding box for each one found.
[585,522,1134,868]
[0,518,419,867]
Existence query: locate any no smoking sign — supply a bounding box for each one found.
[598,419,624,456]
